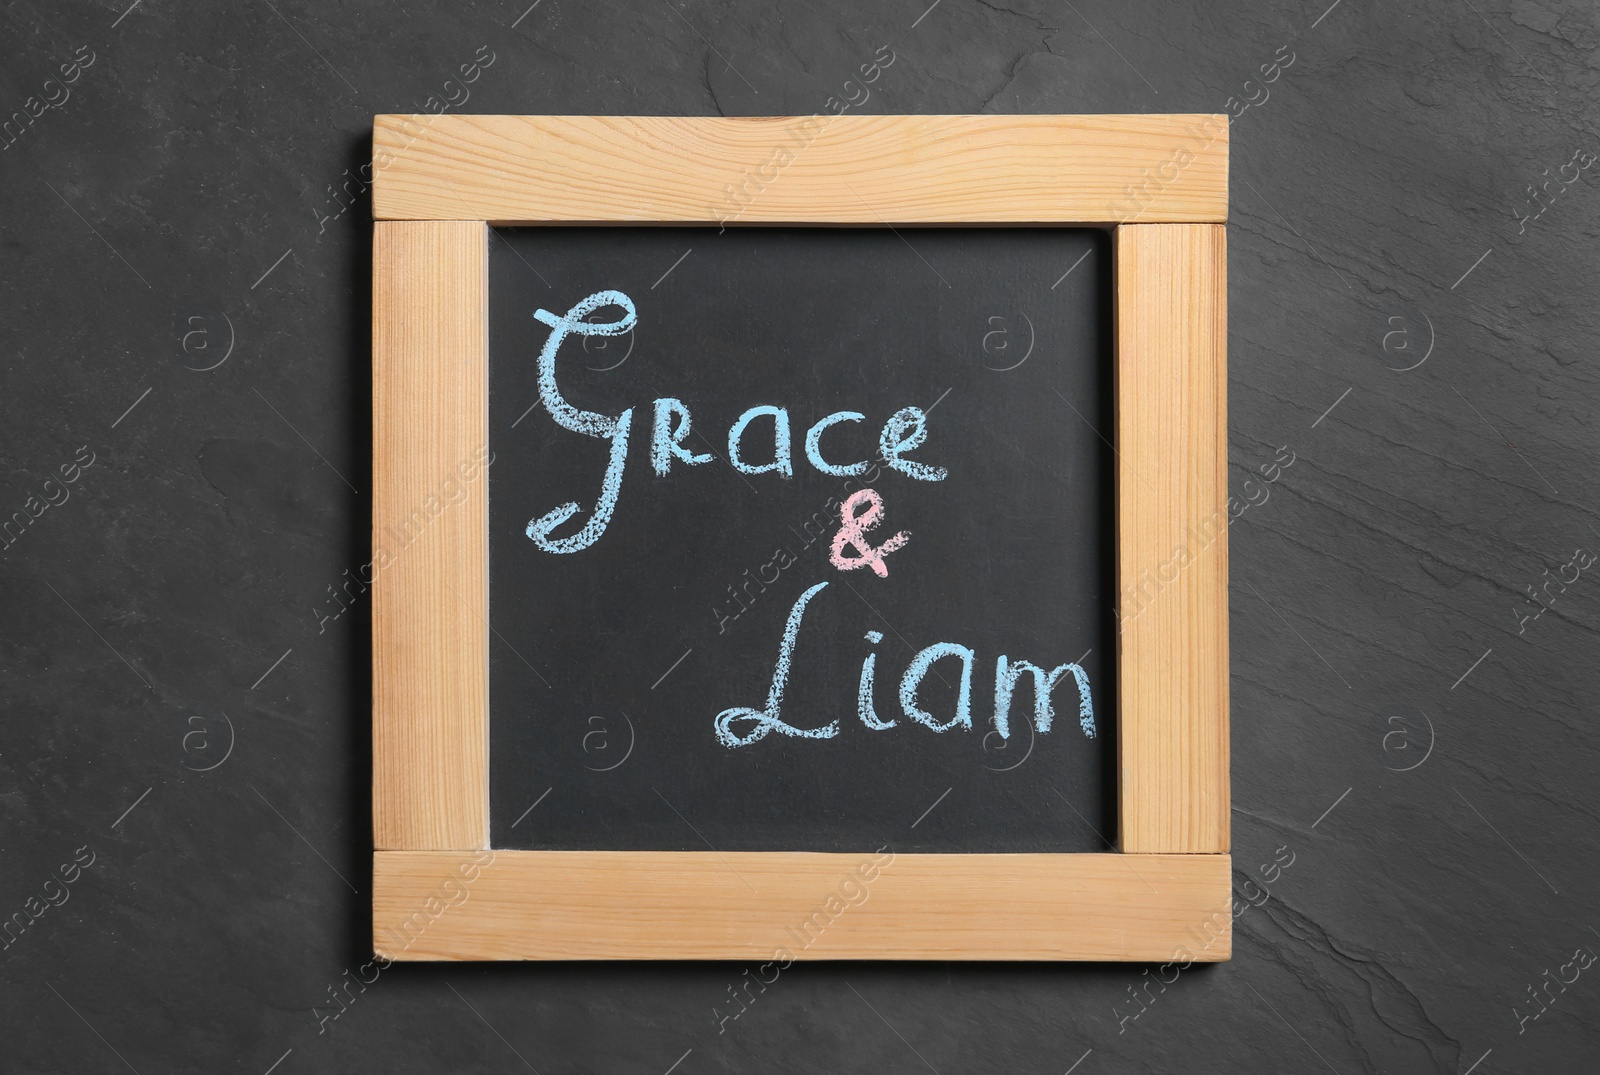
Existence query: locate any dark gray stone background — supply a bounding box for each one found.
[1,0,1595,1071]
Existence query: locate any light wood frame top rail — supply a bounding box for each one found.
[372,114,1228,225]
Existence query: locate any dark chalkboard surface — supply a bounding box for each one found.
[488,226,1113,852]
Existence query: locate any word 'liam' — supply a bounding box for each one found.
[713,581,1095,749]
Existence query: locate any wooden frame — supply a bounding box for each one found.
[372,115,1229,961]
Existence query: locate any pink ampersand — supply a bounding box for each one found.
[829,488,910,578]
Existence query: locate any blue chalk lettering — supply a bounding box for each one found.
[715,582,839,748]
[899,642,974,731]
[533,290,636,436]
[728,405,793,477]
[857,631,896,730]
[651,397,714,475]
[527,409,633,554]
[879,406,947,482]
[992,656,1095,739]
[804,411,869,477]
[525,290,638,554]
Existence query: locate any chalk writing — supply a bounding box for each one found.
[829,488,910,577]
[715,582,1094,749]
[523,290,946,555]
[515,286,1095,760]
[714,581,838,748]
[729,405,793,476]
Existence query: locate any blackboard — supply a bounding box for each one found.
[488,226,1114,853]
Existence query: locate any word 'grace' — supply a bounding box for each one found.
[521,290,946,555]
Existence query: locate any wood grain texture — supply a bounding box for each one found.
[371,114,1228,224]
[373,850,1232,961]
[1116,224,1230,854]
[372,220,490,851]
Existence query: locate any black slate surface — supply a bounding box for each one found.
[3,1,1599,1071]
[487,226,1114,854]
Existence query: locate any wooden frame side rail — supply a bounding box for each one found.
[1116,224,1230,853]
[373,220,490,852]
